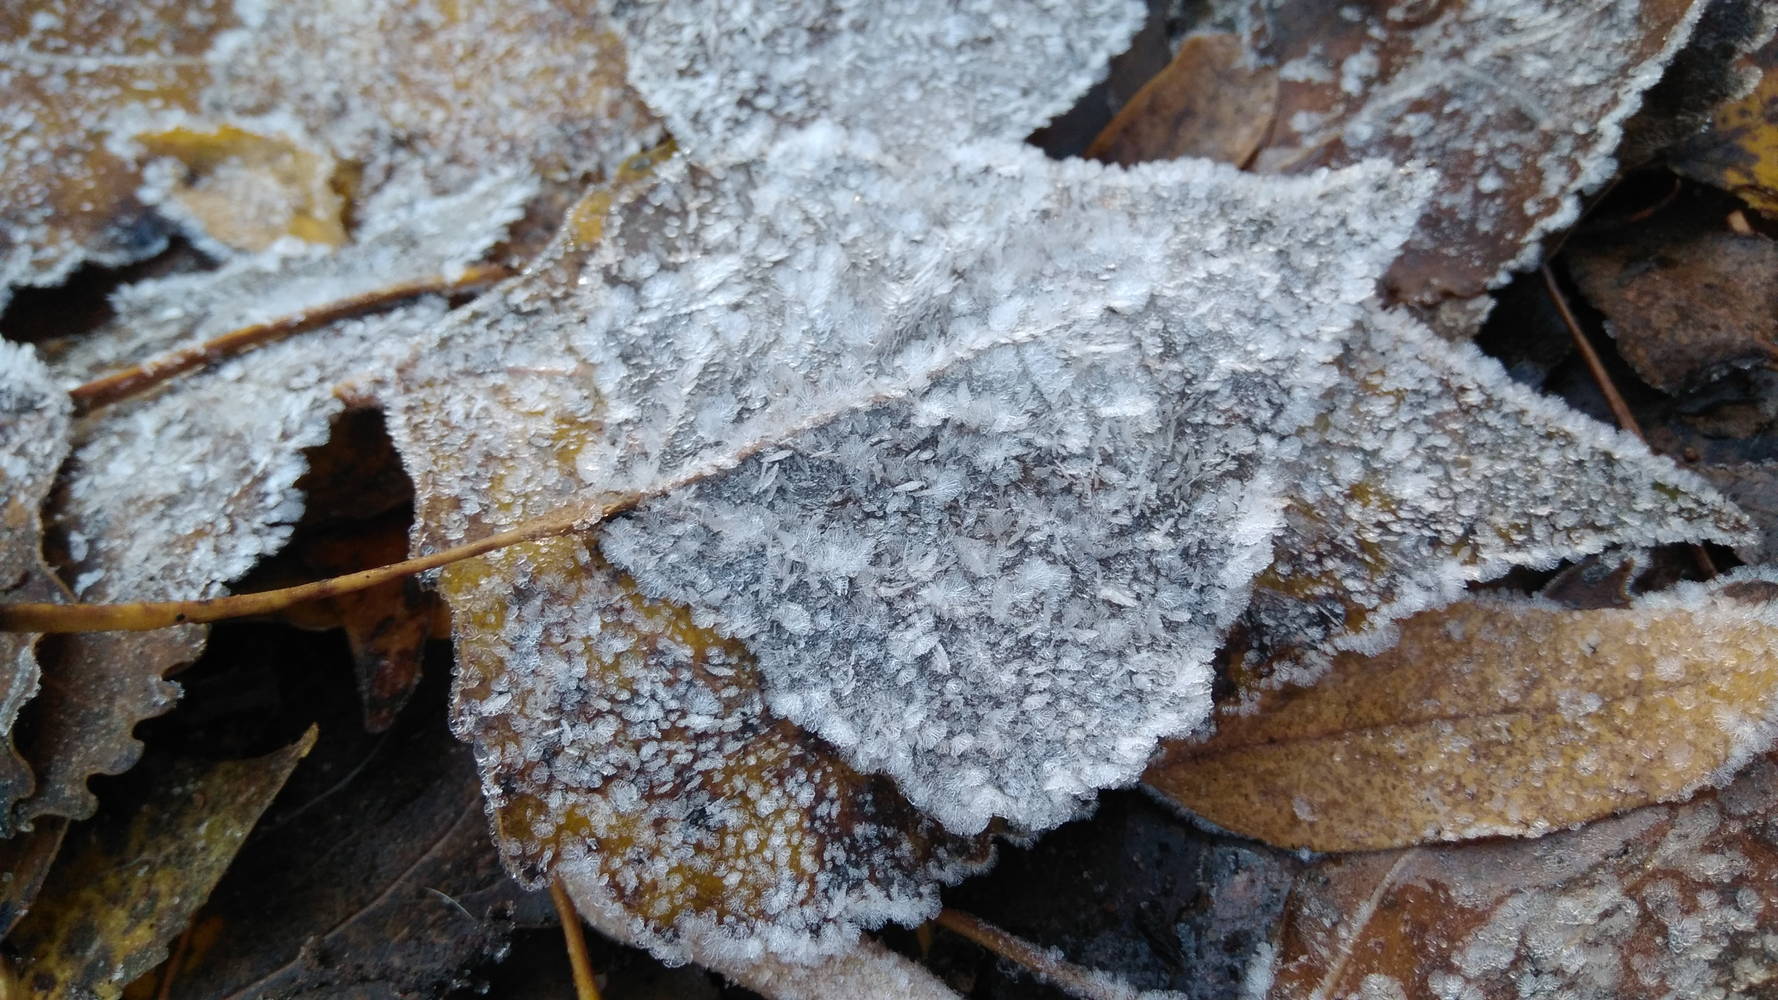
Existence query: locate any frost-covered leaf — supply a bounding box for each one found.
[1239,0,1707,304]
[8,729,313,1000]
[0,0,657,303]
[0,343,70,829]
[1148,569,1778,852]
[1263,748,1778,1000]
[1226,304,1748,688]
[12,179,528,826]
[0,0,230,304]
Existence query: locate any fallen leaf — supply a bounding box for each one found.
[1263,749,1778,999]
[1568,212,1778,395]
[1619,0,1778,164]
[12,177,528,827]
[1700,461,1778,565]
[8,728,313,1000]
[1085,33,1278,167]
[0,0,232,305]
[1242,0,1707,306]
[132,124,351,253]
[0,343,70,826]
[378,0,1747,963]
[0,816,66,937]
[1147,569,1778,852]
[1671,29,1778,215]
[166,656,535,1000]
[1231,304,1747,689]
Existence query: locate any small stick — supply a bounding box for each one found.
[69,265,511,415]
[935,908,1141,1000]
[551,881,603,1000]
[1542,264,1643,436]
[0,500,626,634]
[154,926,194,1000]
[1542,264,1717,577]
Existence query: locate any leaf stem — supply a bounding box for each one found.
[69,264,511,415]
[935,908,1138,1000]
[0,500,627,634]
[551,880,603,1000]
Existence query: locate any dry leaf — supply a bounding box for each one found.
[1263,751,1778,999]
[132,125,351,253]
[1085,33,1278,167]
[167,667,533,1000]
[1148,569,1778,852]
[1231,304,1747,690]
[1241,0,1707,305]
[1671,29,1778,216]
[8,728,313,1000]
[0,0,232,304]
[1568,213,1778,396]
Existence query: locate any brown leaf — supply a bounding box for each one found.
[1263,750,1778,999]
[1700,461,1778,565]
[1085,34,1278,168]
[1567,212,1778,395]
[1671,30,1778,216]
[166,663,535,1000]
[1243,0,1703,306]
[1147,570,1778,852]
[8,728,313,1000]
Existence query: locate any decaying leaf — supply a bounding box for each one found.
[0,344,70,826]
[1568,211,1778,396]
[168,664,534,1000]
[1240,0,1708,305]
[7,728,313,1000]
[1264,749,1778,999]
[1149,569,1778,852]
[1085,33,1278,167]
[1671,29,1778,215]
[1701,461,1778,565]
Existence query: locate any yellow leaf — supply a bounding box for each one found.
[1672,39,1778,217]
[1146,571,1778,851]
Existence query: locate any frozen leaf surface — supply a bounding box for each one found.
[1149,569,1778,852]
[1264,750,1778,999]
[1230,304,1749,687]
[0,0,231,304]
[1240,0,1706,303]
[12,180,528,825]
[0,344,70,826]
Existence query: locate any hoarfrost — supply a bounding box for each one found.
[0,343,71,824]
[1242,0,1709,304]
[1237,303,1751,690]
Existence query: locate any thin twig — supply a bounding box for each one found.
[1542,264,1717,577]
[69,264,511,415]
[0,499,627,634]
[1542,264,1643,436]
[935,908,1140,1000]
[154,926,195,1000]
[551,880,603,1000]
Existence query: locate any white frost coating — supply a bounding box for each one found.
[56,302,443,604]
[607,0,1144,164]
[1250,0,1710,294]
[50,171,534,382]
[410,141,1432,835]
[1240,302,1752,687]
[0,343,71,750]
[563,875,963,999]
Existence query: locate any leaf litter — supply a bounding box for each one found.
[1,0,1777,994]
